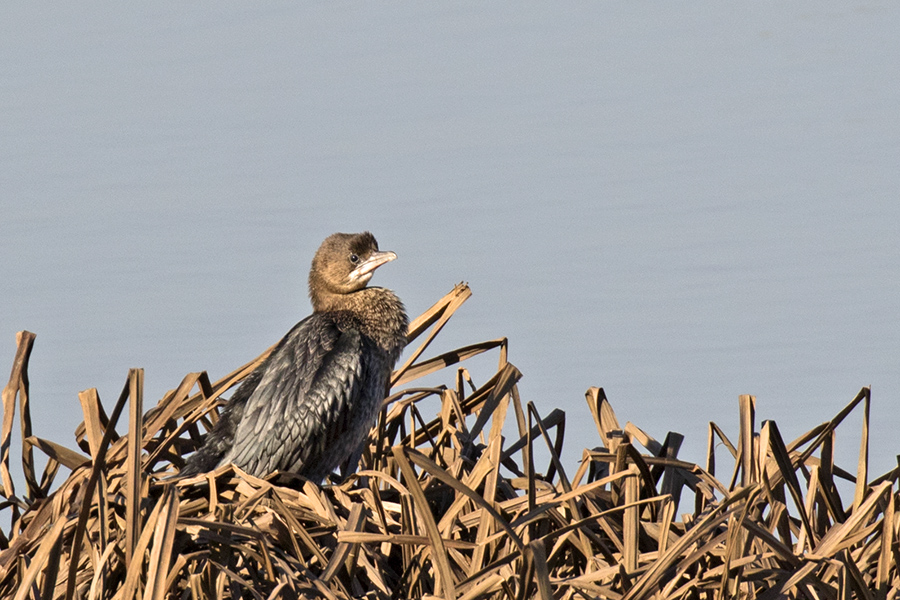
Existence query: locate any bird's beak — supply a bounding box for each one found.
[350,250,397,282]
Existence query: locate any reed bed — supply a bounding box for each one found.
[1,283,898,599]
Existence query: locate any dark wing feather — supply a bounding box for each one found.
[178,365,264,477]
[221,314,366,478]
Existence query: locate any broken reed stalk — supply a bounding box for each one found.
[1,282,899,599]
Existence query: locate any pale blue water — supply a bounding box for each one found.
[2,3,899,488]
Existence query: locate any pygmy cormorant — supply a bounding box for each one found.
[180,232,408,482]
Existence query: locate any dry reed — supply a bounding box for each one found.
[1,283,898,599]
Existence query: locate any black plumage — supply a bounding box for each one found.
[180,232,407,482]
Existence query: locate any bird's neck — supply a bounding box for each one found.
[314,287,408,358]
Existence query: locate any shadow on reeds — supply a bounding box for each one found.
[1,283,898,599]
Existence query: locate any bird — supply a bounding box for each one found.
[179,232,408,482]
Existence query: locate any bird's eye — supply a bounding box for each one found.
[349,254,359,264]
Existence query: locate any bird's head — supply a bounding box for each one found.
[308,232,397,310]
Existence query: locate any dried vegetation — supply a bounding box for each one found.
[1,284,898,599]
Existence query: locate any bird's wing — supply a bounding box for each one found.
[223,315,365,477]
[178,364,266,477]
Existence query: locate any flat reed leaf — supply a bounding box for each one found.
[124,368,144,569]
[24,436,89,470]
[145,486,180,600]
[1,330,37,499]
[76,389,108,457]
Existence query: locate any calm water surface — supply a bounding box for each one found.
[2,3,899,483]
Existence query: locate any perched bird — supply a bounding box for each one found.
[180,232,408,482]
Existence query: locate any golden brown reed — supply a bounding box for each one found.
[1,283,898,599]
